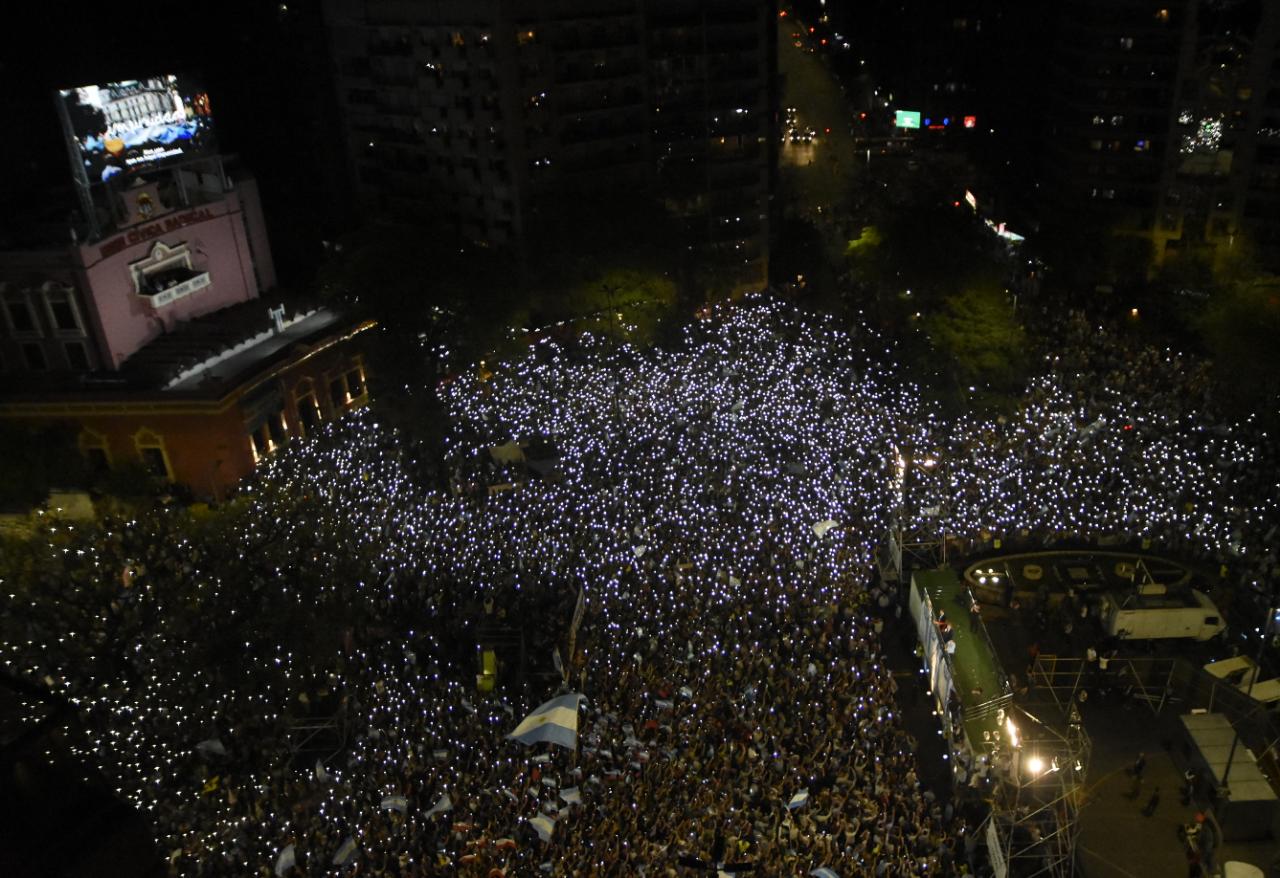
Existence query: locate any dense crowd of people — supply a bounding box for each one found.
[5,296,1277,877]
[939,307,1278,618]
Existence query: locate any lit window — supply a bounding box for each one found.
[1155,9,1169,23]
[249,408,287,460]
[295,379,321,434]
[517,29,536,46]
[329,364,368,409]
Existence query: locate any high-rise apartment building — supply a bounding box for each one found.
[1043,0,1280,275]
[325,0,777,290]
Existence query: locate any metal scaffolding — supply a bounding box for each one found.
[1030,655,1179,717]
[980,704,1092,878]
[881,444,948,583]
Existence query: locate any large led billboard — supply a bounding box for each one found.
[894,110,921,129]
[57,74,216,183]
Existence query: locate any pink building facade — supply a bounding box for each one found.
[0,177,275,375]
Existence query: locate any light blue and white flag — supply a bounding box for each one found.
[559,786,582,805]
[332,837,359,866]
[811,869,840,878]
[425,792,452,818]
[508,693,584,750]
[788,789,810,810]
[274,844,296,876]
[380,795,409,813]
[528,814,556,842]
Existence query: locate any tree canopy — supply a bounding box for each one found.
[1197,277,1280,427]
[924,283,1028,397]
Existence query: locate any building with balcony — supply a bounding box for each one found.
[0,144,373,501]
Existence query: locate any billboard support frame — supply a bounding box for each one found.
[54,93,101,242]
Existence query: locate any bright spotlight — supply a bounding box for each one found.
[1026,756,1044,775]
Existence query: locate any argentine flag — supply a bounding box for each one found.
[811,869,840,878]
[508,693,584,750]
[380,795,409,813]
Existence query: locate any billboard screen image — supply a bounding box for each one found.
[894,110,921,129]
[58,74,216,183]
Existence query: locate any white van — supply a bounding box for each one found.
[1100,589,1225,642]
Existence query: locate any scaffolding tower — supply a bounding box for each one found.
[980,704,1091,878]
[881,444,948,583]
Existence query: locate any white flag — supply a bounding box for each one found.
[275,844,296,876]
[528,814,556,842]
[425,792,452,818]
[196,738,227,757]
[332,837,358,866]
[813,519,840,538]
